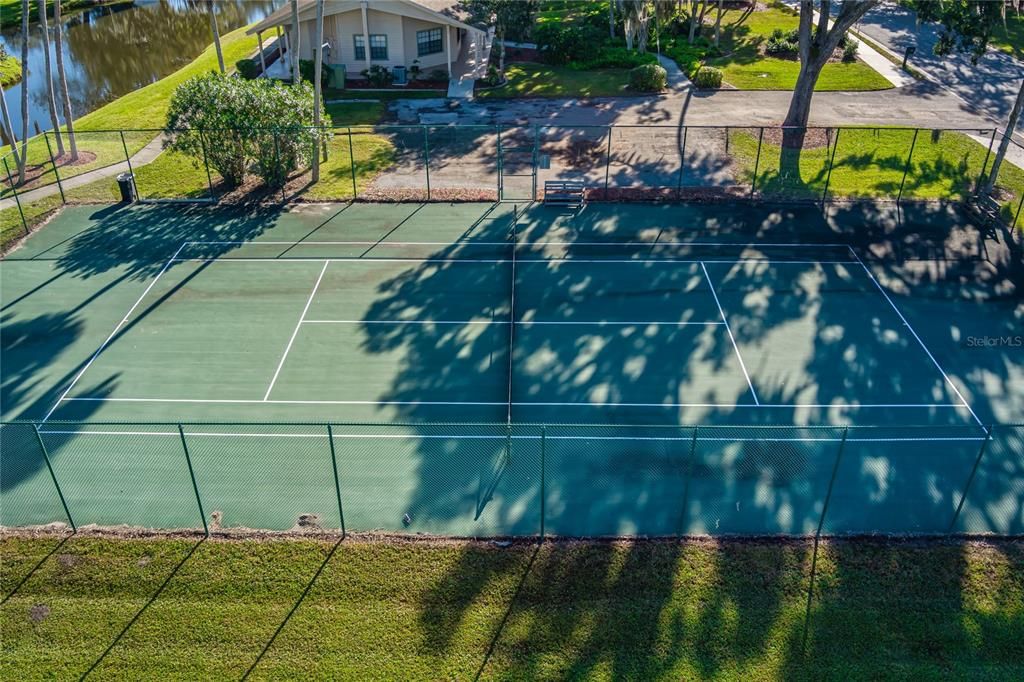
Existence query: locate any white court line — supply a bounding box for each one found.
[186,240,855,248]
[60,396,965,409]
[302,319,726,326]
[848,246,984,427]
[168,257,858,265]
[700,262,760,406]
[41,241,191,424]
[263,260,330,401]
[36,429,987,444]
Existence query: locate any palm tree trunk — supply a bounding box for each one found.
[0,85,19,168]
[54,0,77,160]
[714,0,723,47]
[609,0,615,39]
[311,0,324,182]
[39,0,65,157]
[290,0,301,86]
[18,0,29,182]
[209,1,225,73]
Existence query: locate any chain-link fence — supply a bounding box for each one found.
[3,124,1022,254]
[2,421,1019,537]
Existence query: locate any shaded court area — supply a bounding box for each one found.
[1,200,1022,536]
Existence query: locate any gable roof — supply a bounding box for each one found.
[247,0,487,36]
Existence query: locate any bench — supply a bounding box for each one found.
[543,180,585,208]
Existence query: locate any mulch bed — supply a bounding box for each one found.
[761,127,833,150]
[343,79,448,90]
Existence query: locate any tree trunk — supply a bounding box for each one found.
[714,0,723,47]
[688,1,699,43]
[609,0,615,39]
[0,86,19,168]
[290,0,301,86]
[312,0,324,183]
[18,0,29,182]
[39,0,65,157]
[54,0,77,160]
[983,77,1024,195]
[209,1,225,74]
[498,26,506,77]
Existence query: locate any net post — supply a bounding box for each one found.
[119,130,137,200]
[975,128,998,195]
[199,129,216,202]
[43,132,66,204]
[532,124,540,201]
[327,424,346,538]
[539,425,546,540]
[2,155,28,237]
[896,128,920,205]
[32,424,76,532]
[947,425,993,533]
[675,126,688,200]
[496,125,503,200]
[178,424,209,537]
[603,126,612,197]
[802,425,847,654]
[422,125,431,200]
[347,127,357,199]
[750,127,764,198]
[821,127,841,204]
[677,426,697,536]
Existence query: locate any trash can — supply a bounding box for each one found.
[116,172,136,203]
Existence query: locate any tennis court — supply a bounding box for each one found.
[2,201,1019,536]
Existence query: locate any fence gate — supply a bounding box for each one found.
[498,127,537,201]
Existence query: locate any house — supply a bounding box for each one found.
[248,0,491,90]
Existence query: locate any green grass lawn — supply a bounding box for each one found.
[1,535,1021,679]
[990,11,1024,60]
[728,128,1024,219]
[666,1,891,91]
[0,52,21,87]
[475,62,632,99]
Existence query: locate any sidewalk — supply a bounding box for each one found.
[656,54,690,92]
[0,134,165,211]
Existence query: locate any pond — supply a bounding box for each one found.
[0,0,280,137]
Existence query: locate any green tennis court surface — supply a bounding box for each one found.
[2,201,1021,536]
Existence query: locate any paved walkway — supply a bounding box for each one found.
[656,54,690,92]
[0,134,164,211]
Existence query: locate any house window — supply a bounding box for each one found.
[417,27,442,57]
[354,34,388,60]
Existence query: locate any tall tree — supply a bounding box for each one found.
[982,78,1024,196]
[609,0,616,39]
[209,1,225,74]
[714,0,723,47]
[53,0,77,161]
[687,0,711,44]
[290,0,301,86]
[620,0,653,52]
[18,0,28,182]
[458,1,536,78]
[311,0,324,182]
[39,0,65,157]
[0,85,19,169]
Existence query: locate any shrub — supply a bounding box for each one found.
[535,20,604,65]
[235,58,259,80]
[842,39,859,62]
[765,28,799,55]
[692,65,723,89]
[360,64,393,87]
[299,59,332,88]
[479,65,503,87]
[567,46,658,70]
[628,63,667,92]
[165,72,329,188]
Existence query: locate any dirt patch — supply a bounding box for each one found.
[344,79,447,91]
[55,150,97,167]
[761,126,833,150]
[2,150,98,189]
[56,554,80,569]
[28,604,50,624]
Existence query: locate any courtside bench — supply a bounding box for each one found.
[543,180,585,209]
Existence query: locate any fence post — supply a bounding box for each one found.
[422,125,431,201]
[604,126,612,197]
[896,128,920,204]
[750,127,765,198]
[821,128,841,204]
[1013,188,1024,230]
[677,426,698,536]
[32,424,76,532]
[2,156,28,237]
[532,125,540,201]
[199,130,216,203]
[178,424,209,536]
[272,130,286,204]
[947,425,993,533]
[675,126,688,200]
[539,425,546,540]
[802,426,847,654]
[43,132,66,204]
[496,125,503,200]
[975,128,998,195]
[118,130,137,200]
[347,127,357,199]
[326,425,346,538]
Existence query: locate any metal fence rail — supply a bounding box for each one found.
[2,421,1020,537]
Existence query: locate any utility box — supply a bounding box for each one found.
[392,65,407,86]
[116,173,136,203]
[328,63,345,88]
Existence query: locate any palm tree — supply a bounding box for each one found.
[18,0,29,183]
[209,1,225,73]
[290,0,300,85]
[39,0,65,157]
[311,0,324,182]
[53,0,78,161]
[1,85,20,169]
